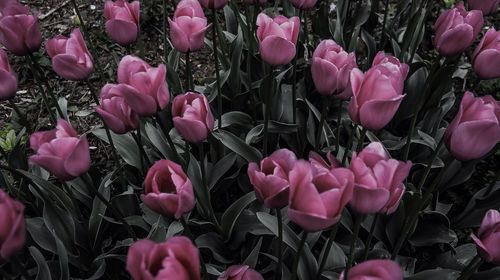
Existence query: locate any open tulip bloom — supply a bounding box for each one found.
[169,0,210,53]
[104,0,140,46]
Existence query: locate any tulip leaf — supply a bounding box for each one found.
[212,130,262,162]
[243,237,262,269]
[89,173,112,250]
[209,152,238,190]
[29,246,52,280]
[221,191,256,240]
[92,128,141,169]
[405,269,459,280]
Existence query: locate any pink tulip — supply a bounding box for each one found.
[471,209,500,265]
[172,92,214,143]
[288,160,354,232]
[311,40,357,99]
[218,265,264,280]
[0,1,42,56]
[117,55,170,116]
[433,2,484,57]
[247,149,297,209]
[340,259,403,280]
[126,237,200,280]
[198,0,228,10]
[0,189,25,260]
[141,159,195,219]
[104,0,140,46]
[29,119,90,181]
[308,151,340,172]
[468,0,499,15]
[348,52,409,131]
[256,13,300,66]
[444,91,500,161]
[169,0,210,53]
[95,83,139,134]
[0,48,17,101]
[472,28,500,80]
[291,0,317,9]
[349,142,412,215]
[46,28,93,81]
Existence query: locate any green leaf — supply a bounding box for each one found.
[53,229,70,280]
[218,111,254,129]
[405,269,459,280]
[228,28,244,94]
[29,246,52,280]
[209,153,238,190]
[221,191,256,240]
[89,173,112,250]
[212,130,262,162]
[243,237,262,269]
[144,122,174,159]
[92,128,141,169]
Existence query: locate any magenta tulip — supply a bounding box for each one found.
[471,209,500,265]
[288,160,354,232]
[46,28,93,81]
[0,189,25,260]
[468,0,499,15]
[291,0,317,9]
[117,55,170,116]
[172,92,214,143]
[126,237,200,280]
[472,28,500,80]
[349,142,412,215]
[198,0,228,10]
[340,259,403,280]
[348,52,409,131]
[256,13,300,66]
[104,0,140,46]
[247,149,297,209]
[444,91,500,161]
[311,39,357,99]
[0,48,17,101]
[141,160,195,219]
[0,1,42,56]
[169,0,210,53]
[29,119,91,181]
[433,2,484,57]
[95,83,139,134]
[218,265,264,280]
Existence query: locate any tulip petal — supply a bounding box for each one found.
[350,185,390,214]
[0,69,17,101]
[64,137,91,178]
[449,120,500,161]
[105,19,139,46]
[473,49,500,80]
[260,36,296,66]
[358,94,405,131]
[437,24,474,56]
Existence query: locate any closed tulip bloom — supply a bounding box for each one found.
[95,84,139,134]
[0,2,42,56]
[349,142,412,215]
[117,55,170,116]
[141,160,195,219]
[247,149,297,209]
[104,0,140,46]
[433,2,484,57]
[0,48,17,101]
[218,265,264,280]
[0,189,25,260]
[198,0,228,10]
[29,119,91,181]
[291,0,317,9]
[348,52,409,131]
[468,0,499,15]
[471,209,500,265]
[444,91,500,161]
[340,260,404,280]
[288,160,354,232]
[169,0,210,53]
[126,237,200,280]
[46,28,93,81]
[256,13,300,66]
[472,28,500,80]
[172,92,214,143]
[311,40,357,99]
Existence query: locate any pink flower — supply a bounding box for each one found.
[311,39,357,99]
[348,52,409,131]
[340,259,403,280]
[444,91,500,161]
[288,160,354,232]
[218,265,264,280]
[247,149,297,209]
[256,13,300,66]
[471,209,500,265]
[141,160,195,219]
[172,92,214,143]
[290,0,317,9]
[117,55,170,116]
[0,189,25,260]
[349,142,412,215]
[29,119,90,181]
[126,237,200,280]
[104,0,140,46]
[468,0,499,15]
[433,2,484,57]
[0,48,17,101]
[472,28,500,80]
[308,151,340,172]
[198,0,228,10]
[95,84,140,134]
[169,0,210,53]
[46,28,93,81]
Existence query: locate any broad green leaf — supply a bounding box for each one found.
[212,130,262,162]
[221,191,256,240]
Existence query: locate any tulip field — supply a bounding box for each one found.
[1,0,500,279]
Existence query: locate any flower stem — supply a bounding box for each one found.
[163,0,170,64]
[380,0,390,47]
[275,208,284,280]
[262,66,274,156]
[186,51,193,91]
[317,223,340,279]
[211,8,223,129]
[316,97,329,151]
[133,125,152,171]
[361,213,379,261]
[335,100,343,156]
[291,232,308,280]
[356,127,367,152]
[346,214,364,277]
[155,114,182,165]
[198,143,222,233]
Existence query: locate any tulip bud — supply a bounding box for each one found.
[0,189,25,260]
[472,28,500,80]
[29,119,91,181]
[444,91,500,161]
[218,265,264,280]
[340,260,404,280]
[172,92,214,143]
[471,209,500,265]
[104,0,140,46]
[169,0,210,53]
[290,0,317,9]
[468,0,499,15]
[256,13,300,66]
[46,28,94,81]
[95,84,140,134]
[198,0,228,10]
[0,2,42,56]
[0,48,17,101]
[433,2,484,57]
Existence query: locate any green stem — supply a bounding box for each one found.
[163,0,170,64]
[275,208,283,280]
[25,56,58,122]
[361,214,380,261]
[317,223,340,279]
[457,255,482,280]
[211,9,223,129]
[346,214,363,277]
[186,51,193,91]
[303,11,309,47]
[380,0,390,47]
[342,124,354,165]
[316,97,329,151]
[292,57,298,125]
[133,127,152,171]
[335,100,343,156]
[415,139,444,191]
[155,114,182,164]
[356,127,367,152]
[291,232,308,280]
[262,67,273,156]
[198,143,222,233]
